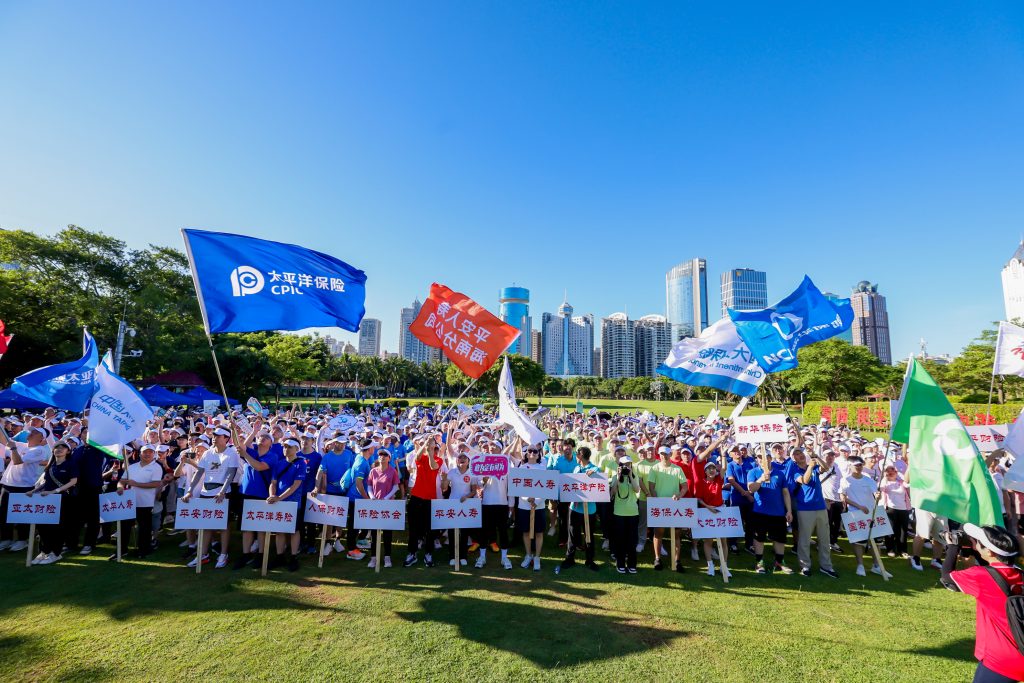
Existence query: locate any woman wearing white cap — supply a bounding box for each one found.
[611,451,641,574]
[267,438,307,572]
[940,524,1024,683]
[26,441,78,565]
[0,419,51,552]
[515,445,545,572]
[111,443,165,561]
[181,427,239,569]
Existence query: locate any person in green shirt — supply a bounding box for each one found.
[592,432,617,553]
[633,443,658,554]
[648,446,689,572]
[555,447,602,574]
[612,455,641,574]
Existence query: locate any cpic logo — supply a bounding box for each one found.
[230,266,265,297]
[770,311,803,340]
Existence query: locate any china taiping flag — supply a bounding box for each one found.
[0,320,11,359]
[410,283,520,379]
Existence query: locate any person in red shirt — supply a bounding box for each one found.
[695,460,730,579]
[403,435,442,568]
[941,523,1024,683]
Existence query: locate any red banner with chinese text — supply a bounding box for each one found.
[409,283,521,379]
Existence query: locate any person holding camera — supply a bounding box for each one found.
[612,450,641,574]
[940,524,1024,683]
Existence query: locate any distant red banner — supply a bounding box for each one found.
[409,283,520,379]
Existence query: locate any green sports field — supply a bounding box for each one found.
[0,530,976,682]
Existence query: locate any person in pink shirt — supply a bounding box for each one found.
[879,464,911,558]
[366,450,401,569]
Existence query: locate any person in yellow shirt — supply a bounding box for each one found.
[647,446,688,572]
[633,443,658,555]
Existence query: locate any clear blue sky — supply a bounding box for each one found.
[2,3,1023,360]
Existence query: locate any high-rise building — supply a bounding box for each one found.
[499,286,532,357]
[666,258,708,341]
[541,297,594,377]
[1002,242,1024,323]
[601,313,635,379]
[635,314,673,377]
[358,318,382,357]
[593,348,602,377]
[530,330,543,365]
[822,292,854,343]
[720,268,768,318]
[850,281,892,365]
[399,300,440,364]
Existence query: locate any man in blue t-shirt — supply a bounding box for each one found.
[747,445,793,575]
[234,432,282,570]
[341,440,372,560]
[789,448,837,578]
[316,437,355,553]
[724,444,757,552]
[268,439,307,572]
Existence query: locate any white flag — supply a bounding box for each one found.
[86,352,154,458]
[994,321,1024,377]
[657,318,766,397]
[1003,408,1024,458]
[496,357,547,446]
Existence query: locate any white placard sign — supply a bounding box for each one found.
[303,493,348,527]
[329,415,360,433]
[99,490,138,523]
[6,493,62,525]
[508,467,560,500]
[353,499,406,530]
[733,414,788,443]
[174,496,230,530]
[241,499,298,533]
[645,497,700,529]
[430,498,483,529]
[690,506,745,539]
[841,508,893,543]
[558,473,610,503]
[965,425,1009,452]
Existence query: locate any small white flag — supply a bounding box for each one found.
[496,357,547,446]
[994,321,1024,377]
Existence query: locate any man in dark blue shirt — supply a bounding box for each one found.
[746,444,793,575]
[788,448,838,578]
[70,442,107,555]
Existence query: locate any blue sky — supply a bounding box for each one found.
[2,3,1023,359]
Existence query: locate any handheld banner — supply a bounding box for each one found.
[304,493,349,527]
[690,507,745,538]
[430,498,483,529]
[471,454,510,478]
[6,493,62,525]
[174,496,229,530]
[99,490,138,523]
[241,500,298,533]
[558,473,610,503]
[842,508,893,543]
[645,497,699,529]
[965,425,1009,452]
[733,415,788,443]
[354,499,406,530]
[508,467,560,499]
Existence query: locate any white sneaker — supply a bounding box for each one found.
[930,559,943,570]
[533,556,541,572]
[0,540,10,551]
[178,539,191,548]
[871,565,893,579]
[460,559,467,566]
[215,554,229,569]
[502,557,513,570]
[333,539,345,553]
[368,557,377,569]
[187,554,209,568]
[10,540,28,552]
[546,526,557,537]
[384,557,392,568]
[923,541,933,550]
[323,544,332,556]
[521,554,533,568]
[722,567,732,580]
[434,538,443,550]
[601,539,610,550]
[38,552,60,565]
[635,542,645,553]
[855,564,866,577]
[691,547,700,561]
[31,551,47,565]
[706,562,716,576]
[449,559,456,566]
[910,558,924,571]
[475,556,486,569]
[250,540,260,553]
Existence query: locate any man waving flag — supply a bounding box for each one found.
[892,358,1002,526]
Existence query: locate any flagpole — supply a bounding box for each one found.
[439,380,477,422]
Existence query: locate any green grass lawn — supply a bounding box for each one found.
[0,525,977,682]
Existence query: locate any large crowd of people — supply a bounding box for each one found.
[2,400,1014,581]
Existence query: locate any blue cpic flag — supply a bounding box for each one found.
[727,275,853,373]
[10,328,99,411]
[182,229,367,334]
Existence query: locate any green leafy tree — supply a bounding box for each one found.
[780,339,885,400]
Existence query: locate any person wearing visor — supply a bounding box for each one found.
[839,455,890,578]
[26,440,78,565]
[366,448,401,569]
[267,437,307,572]
[181,426,239,569]
[695,459,730,579]
[940,523,1024,683]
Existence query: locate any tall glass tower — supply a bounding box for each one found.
[499,286,531,357]
[665,258,708,341]
[720,268,768,317]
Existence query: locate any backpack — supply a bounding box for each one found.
[984,566,1024,656]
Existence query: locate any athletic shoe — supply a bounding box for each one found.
[674,562,685,574]
[923,541,933,550]
[31,552,47,565]
[10,540,27,552]
[691,547,700,561]
[602,539,611,551]
[288,556,300,572]
[910,557,924,571]
[521,554,533,568]
[820,568,839,578]
[323,544,332,557]
[586,561,600,571]
[501,557,513,570]
[871,565,893,579]
[474,556,486,569]
[357,539,371,550]
[0,540,11,551]
[468,542,480,553]
[616,565,626,574]
[368,557,378,569]
[403,554,418,567]
[424,554,434,568]
[305,545,317,555]
[801,568,811,577]
[333,540,345,553]
[215,554,229,569]
[636,542,646,554]
[755,562,767,574]
[654,561,664,571]
[384,557,393,568]
[775,562,793,575]
[855,564,866,577]
[627,567,637,574]
[489,542,500,553]
[533,557,541,572]
[546,526,556,537]
[930,559,943,570]
[887,551,896,558]
[179,539,192,548]
[706,564,716,577]
[37,552,60,565]
[187,554,210,568]
[434,538,444,550]
[347,549,366,561]
[830,543,842,553]
[721,567,732,580]
[79,546,93,556]
[729,543,738,553]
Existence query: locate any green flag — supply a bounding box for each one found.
[892,358,1002,526]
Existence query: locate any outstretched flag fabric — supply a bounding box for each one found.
[657,318,766,397]
[994,321,1024,377]
[728,276,853,373]
[892,358,1002,526]
[182,229,367,334]
[87,352,154,459]
[10,329,98,411]
[0,320,12,360]
[496,357,547,445]
[409,283,520,379]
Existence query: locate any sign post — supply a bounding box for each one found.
[239,499,299,577]
[430,498,483,573]
[354,499,406,574]
[174,496,230,576]
[7,493,62,568]
[304,493,348,569]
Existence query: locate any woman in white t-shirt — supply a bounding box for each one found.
[515,446,547,572]
[181,428,238,569]
[114,444,167,560]
[879,464,911,558]
[440,450,476,567]
[839,456,889,578]
[0,422,51,552]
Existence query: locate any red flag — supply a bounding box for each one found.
[409,283,520,379]
[0,320,12,359]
